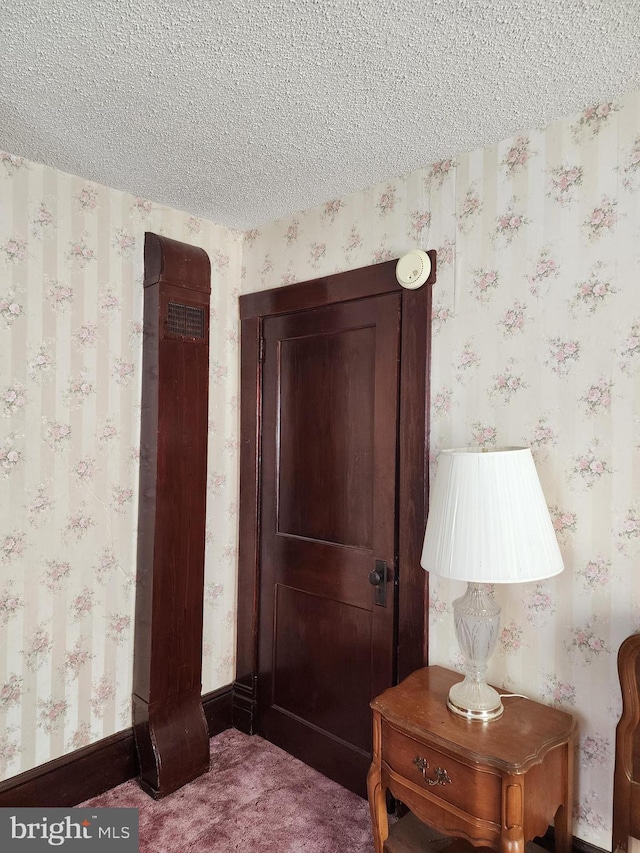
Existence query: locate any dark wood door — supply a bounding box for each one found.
[257,292,401,796]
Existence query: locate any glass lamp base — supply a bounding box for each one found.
[447,678,504,721]
[450,582,504,722]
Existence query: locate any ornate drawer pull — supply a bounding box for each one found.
[412,756,452,786]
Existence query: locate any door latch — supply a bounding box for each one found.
[368,559,388,607]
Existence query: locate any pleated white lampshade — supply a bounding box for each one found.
[421,447,564,584]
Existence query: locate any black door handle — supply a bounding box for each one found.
[369,560,387,607]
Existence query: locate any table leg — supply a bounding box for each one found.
[554,805,572,853]
[367,761,388,853]
[554,739,575,853]
[501,778,525,853]
[500,829,525,853]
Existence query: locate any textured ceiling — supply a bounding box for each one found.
[1,0,639,229]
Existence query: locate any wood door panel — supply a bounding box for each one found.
[258,291,401,794]
[274,535,373,609]
[278,327,375,548]
[261,702,372,798]
[272,585,372,751]
[235,256,433,749]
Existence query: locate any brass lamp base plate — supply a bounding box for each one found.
[446,696,504,722]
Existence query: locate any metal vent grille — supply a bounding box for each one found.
[166,302,205,339]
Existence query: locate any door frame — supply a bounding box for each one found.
[232,255,435,734]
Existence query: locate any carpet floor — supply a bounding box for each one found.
[81,728,375,852]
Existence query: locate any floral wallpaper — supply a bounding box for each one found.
[0,156,241,781]
[241,89,640,848]
[2,86,639,849]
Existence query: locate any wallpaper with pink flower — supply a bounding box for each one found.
[242,90,640,848]
[0,156,240,782]
[2,86,640,847]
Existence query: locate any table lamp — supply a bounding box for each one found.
[421,447,563,722]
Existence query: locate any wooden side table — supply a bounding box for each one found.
[367,666,577,853]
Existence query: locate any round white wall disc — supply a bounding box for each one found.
[396,249,431,289]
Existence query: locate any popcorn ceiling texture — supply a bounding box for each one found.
[1,0,640,228]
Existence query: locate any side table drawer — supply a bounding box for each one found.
[381,720,501,822]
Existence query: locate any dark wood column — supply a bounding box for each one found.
[133,233,211,798]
